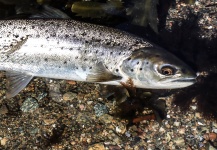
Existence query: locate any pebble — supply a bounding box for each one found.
[63,92,77,101]
[88,143,105,150]
[178,128,186,134]
[0,104,8,114]
[99,114,114,124]
[174,121,180,126]
[94,103,108,117]
[20,97,39,112]
[115,122,126,134]
[0,138,7,146]
[174,137,185,146]
[43,119,56,125]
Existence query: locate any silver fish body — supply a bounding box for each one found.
[0,19,196,98]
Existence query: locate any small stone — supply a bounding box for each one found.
[63,92,77,101]
[79,104,85,111]
[178,128,186,134]
[87,101,93,105]
[43,119,56,125]
[159,127,165,132]
[174,137,185,146]
[94,103,108,117]
[115,123,126,134]
[99,114,113,124]
[66,80,77,85]
[0,105,8,114]
[20,97,39,112]
[174,121,180,126]
[1,138,7,146]
[88,143,105,150]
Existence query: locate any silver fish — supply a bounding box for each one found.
[0,19,196,98]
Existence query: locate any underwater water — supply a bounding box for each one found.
[0,0,217,149]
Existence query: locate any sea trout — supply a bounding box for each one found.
[0,19,196,98]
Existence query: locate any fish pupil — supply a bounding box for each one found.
[161,66,175,76]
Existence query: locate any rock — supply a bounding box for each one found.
[88,143,105,150]
[20,97,39,112]
[0,104,8,114]
[63,92,77,101]
[0,138,7,146]
[94,103,108,117]
[99,114,113,124]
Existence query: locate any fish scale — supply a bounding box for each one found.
[0,19,196,98]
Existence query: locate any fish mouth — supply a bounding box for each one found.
[172,78,196,83]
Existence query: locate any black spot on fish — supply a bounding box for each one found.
[146,62,149,64]
[131,69,134,72]
[45,30,49,33]
[64,61,67,64]
[13,34,19,38]
[89,67,92,69]
[75,56,78,59]
[84,50,87,53]
[31,60,34,63]
[65,34,69,38]
[61,47,64,50]
[110,52,113,55]
[137,62,139,65]
[84,58,87,61]
[23,27,26,30]
[81,32,87,36]
[116,69,119,72]
[101,53,104,56]
[32,26,35,29]
[69,48,73,50]
[8,22,12,25]
[44,58,48,62]
[119,52,121,55]
[127,58,131,61]
[95,50,98,54]
[105,66,108,69]
[139,68,142,70]
[51,33,56,37]
[59,66,61,68]
[41,45,43,48]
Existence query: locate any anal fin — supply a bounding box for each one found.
[6,71,33,98]
[86,62,122,82]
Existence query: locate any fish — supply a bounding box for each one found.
[0,19,196,98]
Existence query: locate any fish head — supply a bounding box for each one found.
[119,47,196,89]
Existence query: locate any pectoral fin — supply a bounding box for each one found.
[86,62,122,82]
[6,71,33,99]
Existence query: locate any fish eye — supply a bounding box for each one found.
[160,66,176,76]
